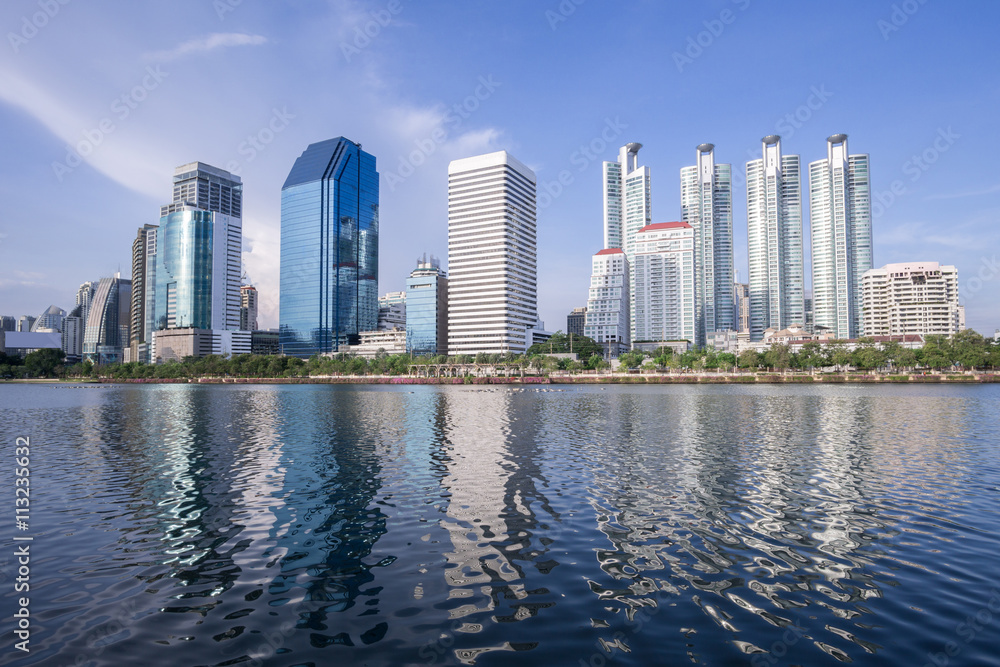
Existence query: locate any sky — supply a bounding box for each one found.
[1,0,998,336]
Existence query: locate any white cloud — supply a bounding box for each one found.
[144,33,268,62]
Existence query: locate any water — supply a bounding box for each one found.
[2,383,999,666]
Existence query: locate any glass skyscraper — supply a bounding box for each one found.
[280,138,379,357]
[405,255,448,357]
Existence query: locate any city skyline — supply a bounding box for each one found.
[1,2,998,336]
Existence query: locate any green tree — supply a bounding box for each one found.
[23,348,65,378]
[737,349,760,370]
[798,342,828,370]
[826,341,852,371]
[716,352,737,371]
[763,344,792,371]
[851,338,886,371]
[618,352,644,369]
[951,329,987,369]
[920,335,952,370]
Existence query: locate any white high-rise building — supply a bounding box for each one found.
[633,222,696,344]
[602,143,651,341]
[584,248,630,356]
[447,151,537,356]
[746,135,805,341]
[809,134,872,339]
[681,144,735,346]
[861,262,961,337]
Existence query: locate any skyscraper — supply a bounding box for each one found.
[566,307,587,338]
[680,144,735,346]
[809,134,872,339]
[240,285,258,331]
[746,135,805,340]
[603,143,651,341]
[405,255,448,357]
[129,224,157,362]
[861,262,960,337]
[447,151,537,356]
[280,138,379,357]
[632,222,696,344]
[584,249,629,358]
[83,274,131,364]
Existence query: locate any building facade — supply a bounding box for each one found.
[566,307,587,338]
[447,151,537,356]
[240,285,259,331]
[129,224,158,363]
[377,291,406,331]
[632,222,695,345]
[861,262,961,337]
[280,138,379,357]
[734,282,750,333]
[17,316,35,332]
[809,134,873,339]
[83,274,131,364]
[406,256,448,357]
[584,248,630,357]
[746,135,805,340]
[681,144,735,346]
[30,305,65,332]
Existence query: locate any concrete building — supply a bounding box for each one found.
[861,262,961,337]
[0,316,15,332]
[734,282,750,333]
[280,138,379,357]
[83,274,131,364]
[377,291,406,331]
[681,143,735,346]
[30,305,65,332]
[240,285,259,331]
[566,307,587,338]
[447,151,537,356]
[337,328,407,359]
[152,328,251,363]
[61,307,84,362]
[746,135,805,340]
[405,255,448,357]
[584,248,630,358]
[809,134,873,339]
[633,222,696,345]
[129,224,158,363]
[17,316,35,332]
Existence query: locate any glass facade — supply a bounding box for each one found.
[154,209,215,331]
[280,138,379,358]
[405,262,447,357]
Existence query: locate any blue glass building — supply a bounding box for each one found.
[405,255,448,357]
[280,138,379,357]
[154,209,215,331]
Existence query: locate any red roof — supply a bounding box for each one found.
[595,248,625,255]
[638,221,691,233]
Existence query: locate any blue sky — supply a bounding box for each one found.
[1,0,998,335]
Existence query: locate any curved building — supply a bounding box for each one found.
[83,274,131,364]
[280,138,379,357]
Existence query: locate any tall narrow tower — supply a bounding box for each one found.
[746,135,805,340]
[447,151,537,356]
[681,144,735,346]
[809,134,872,339]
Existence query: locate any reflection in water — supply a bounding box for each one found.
[1,383,999,666]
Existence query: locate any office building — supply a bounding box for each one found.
[567,307,587,338]
[153,328,251,362]
[809,134,873,339]
[681,144,735,345]
[280,138,379,357]
[251,330,280,355]
[734,282,750,333]
[746,135,805,341]
[240,285,259,331]
[83,274,131,364]
[377,291,406,331]
[0,316,15,332]
[18,316,35,332]
[62,305,84,361]
[861,262,961,337]
[405,255,448,357]
[30,305,65,332]
[129,224,158,363]
[632,222,696,345]
[447,151,537,356]
[584,249,630,357]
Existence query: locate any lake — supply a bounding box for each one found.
[1,383,999,666]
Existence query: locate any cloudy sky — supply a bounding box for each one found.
[1,0,998,335]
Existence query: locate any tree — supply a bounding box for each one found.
[920,335,952,370]
[738,349,760,370]
[24,348,65,378]
[618,352,644,369]
[716,352,737,371]
[798,342,828,370]
[525,331,603,359]
[763,344,792,371]
[851,338,886,371]
[952,329,987,370]
[826,341,852,371]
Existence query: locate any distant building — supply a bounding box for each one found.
[377,291,406,331]
[448,151,537,356]
[337,328,406,359]
[61,308,84,362]
[280,138,379,357]
[129,224,158,363]
[83,274,131,364]
[240,285,259,331]
[17,316,35,332]
[0,316,15,332]
[747,135,805,340]
[153,328,251,363]
[3,331,62,356]
[30,305,65,332]
[633,222,696,345]
[734,282,750,334]
[681,143,735,346]
[251,330,280,355]
[584,248,630,358]
[810,134,872,339]
[406,255,448,357]
[861,262,961,337]
[566,307,587,338]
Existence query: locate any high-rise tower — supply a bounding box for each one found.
[809,134,872,339]
[680,144,735,346]
[746,135,805,340]
[129,224,157,362]
[279,138,379,357]
[447,151,537,356]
